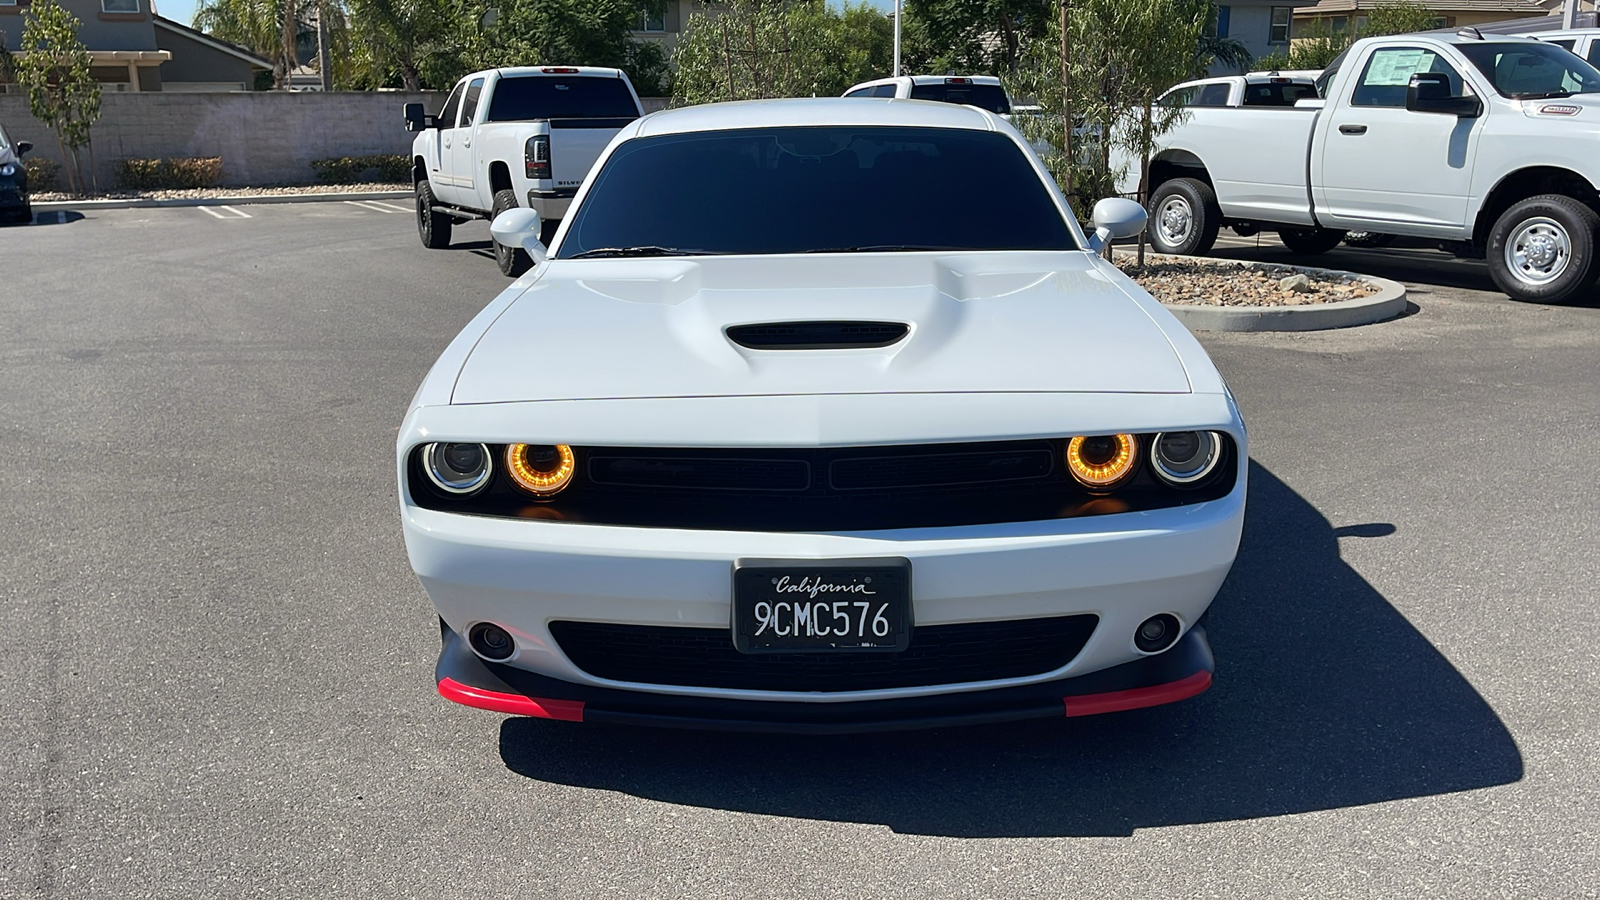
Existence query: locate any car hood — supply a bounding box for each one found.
[450,252,1191,404]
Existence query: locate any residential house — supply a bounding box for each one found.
[1292,0,1554,39]
[0,0,269,92]
[1210,0,1322,70]
[630,0,698,54]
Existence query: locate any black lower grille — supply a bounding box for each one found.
[549,615,1099,692]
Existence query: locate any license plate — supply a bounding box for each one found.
[732,558,911,653]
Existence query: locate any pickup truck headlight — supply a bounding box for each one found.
[525,136,550,180]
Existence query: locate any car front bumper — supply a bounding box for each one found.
[436,618,1215,733]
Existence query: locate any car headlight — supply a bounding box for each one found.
[1065,434,1138,489]
[423,442,493,494]
[0,164,15,178]
[1150,431,1223,486]
[505,443,575,497]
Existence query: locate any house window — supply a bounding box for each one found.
[1215,6,1231,38]
[1269,7,1291,43]
[102,0,140,11]
[639,8,665,31]
[1331,16,1348,34]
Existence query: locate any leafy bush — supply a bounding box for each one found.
[23,156,61,192]
[308,154,412,185]
[115,156,223,190]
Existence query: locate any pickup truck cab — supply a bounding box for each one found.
[1158,72,1320,108]
[404,66,644,275]
[1132,32,1600,302]
[843,75,1013,117]
[1529,27,1600,67]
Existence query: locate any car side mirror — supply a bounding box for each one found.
[490,207,549,267]
[1087,197,1148,253]
[15,141,31,157]
[1406,73,1482,118]
[403,102,436,132]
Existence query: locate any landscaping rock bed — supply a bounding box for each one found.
[1116,251,1379,307]
[32,183,412,202]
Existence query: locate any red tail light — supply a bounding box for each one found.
[525,135,550,180]
[542,67,579,74]
[945,77,972,84]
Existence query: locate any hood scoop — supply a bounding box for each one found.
[726,321,910,351]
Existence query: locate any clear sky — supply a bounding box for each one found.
[156,0,898,31]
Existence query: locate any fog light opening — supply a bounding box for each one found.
[1134,614,1181,654]
[468,622,517,661]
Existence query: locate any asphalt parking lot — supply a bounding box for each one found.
[3,203,1598,899]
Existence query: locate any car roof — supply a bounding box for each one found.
[634,97,1003,138]
[1527,27,1600,37]
[481,66,626,79]
[848,74,1005,89]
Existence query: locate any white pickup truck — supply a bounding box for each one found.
[404,66,643,275]
[1129,32,1600,302]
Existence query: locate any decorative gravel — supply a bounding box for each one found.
[32,183,412,202]
[1116,252,1379,307]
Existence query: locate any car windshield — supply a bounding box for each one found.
[908,82,1012,114]
[485,75,639,121]
[557,126,1078,258]
[1457,42,1600,98]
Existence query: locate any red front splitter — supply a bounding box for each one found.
[1063,670,1212,717]
[438,677,586,721]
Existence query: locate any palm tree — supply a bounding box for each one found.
[193,0,304,88]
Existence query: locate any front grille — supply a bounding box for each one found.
[409,436,1238,531]
[549,615,1099,691]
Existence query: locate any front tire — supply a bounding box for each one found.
[1147,177,1221,256]
[416,180,452,249]
[491,189,532,277]
[1277,227,1346,255]
[1486,194,1599,304]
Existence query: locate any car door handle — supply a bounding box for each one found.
[1339,124,1368,135]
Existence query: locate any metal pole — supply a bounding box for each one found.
[1563,0,1578,30]
[889,0,902,78]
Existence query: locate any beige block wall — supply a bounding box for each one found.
[0,91,444,187]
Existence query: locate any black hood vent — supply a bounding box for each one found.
[726,321,909,350]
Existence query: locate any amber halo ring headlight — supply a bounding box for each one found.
[423,442,493,495]
[1065,434,1139,490]
[1151,431,1223,486]
[505,443,576,497]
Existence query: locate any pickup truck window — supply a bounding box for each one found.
[439,83,465,128]
[907,83,1012,114]
[1196,83,1231,106]
[1242,81,1318,106]
[1590,43,1600,67]
[1159,86,1197,107]
[1457,42,1600,98]
[485,76,640,121]
[461,78,485,125]
[1351,47,1467,107]
[559,126,1077,258]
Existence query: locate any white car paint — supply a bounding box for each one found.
[843,74,1014,117]
[399,98,1247,722]
[1528,27,1600,67]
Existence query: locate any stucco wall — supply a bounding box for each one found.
[0,91,444,186]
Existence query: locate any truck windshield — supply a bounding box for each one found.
[1457,42,1600,98]
[558,126,1077,258]
[908,83,1012,114]
[485,76,639,121]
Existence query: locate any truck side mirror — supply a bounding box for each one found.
[1406,73,1482,118]
[15,141,31,157]
[403,102,436,132]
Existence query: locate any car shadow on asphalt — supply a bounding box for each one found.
[497,461,1523,837]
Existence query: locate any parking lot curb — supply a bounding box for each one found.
[1156,260,1408,332]
[32,190,414,212]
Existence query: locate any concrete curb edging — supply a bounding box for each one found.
[32,190,414,212]
[1145,257,1409,332]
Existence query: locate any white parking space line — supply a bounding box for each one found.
[198,206,231,220]
[365,201,413,213]
[218,206,252,218]
[196,205,251,220]
[344,200,403,214]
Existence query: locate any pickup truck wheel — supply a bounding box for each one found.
[1277,228,1346,255]
[1147,178,1221,256]
[415,181,452,249]
[491,189,532,277]
[1487,195,1599,304]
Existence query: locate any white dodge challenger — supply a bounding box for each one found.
[398,98,1247,732]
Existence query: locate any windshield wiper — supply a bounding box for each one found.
[1511,90,1575,100]
[804,244,970,253]
[568,246,712,259]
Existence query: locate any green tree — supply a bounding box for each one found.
[14,0,102,195]
[672,0,891,105]
[901,0,1055,75]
